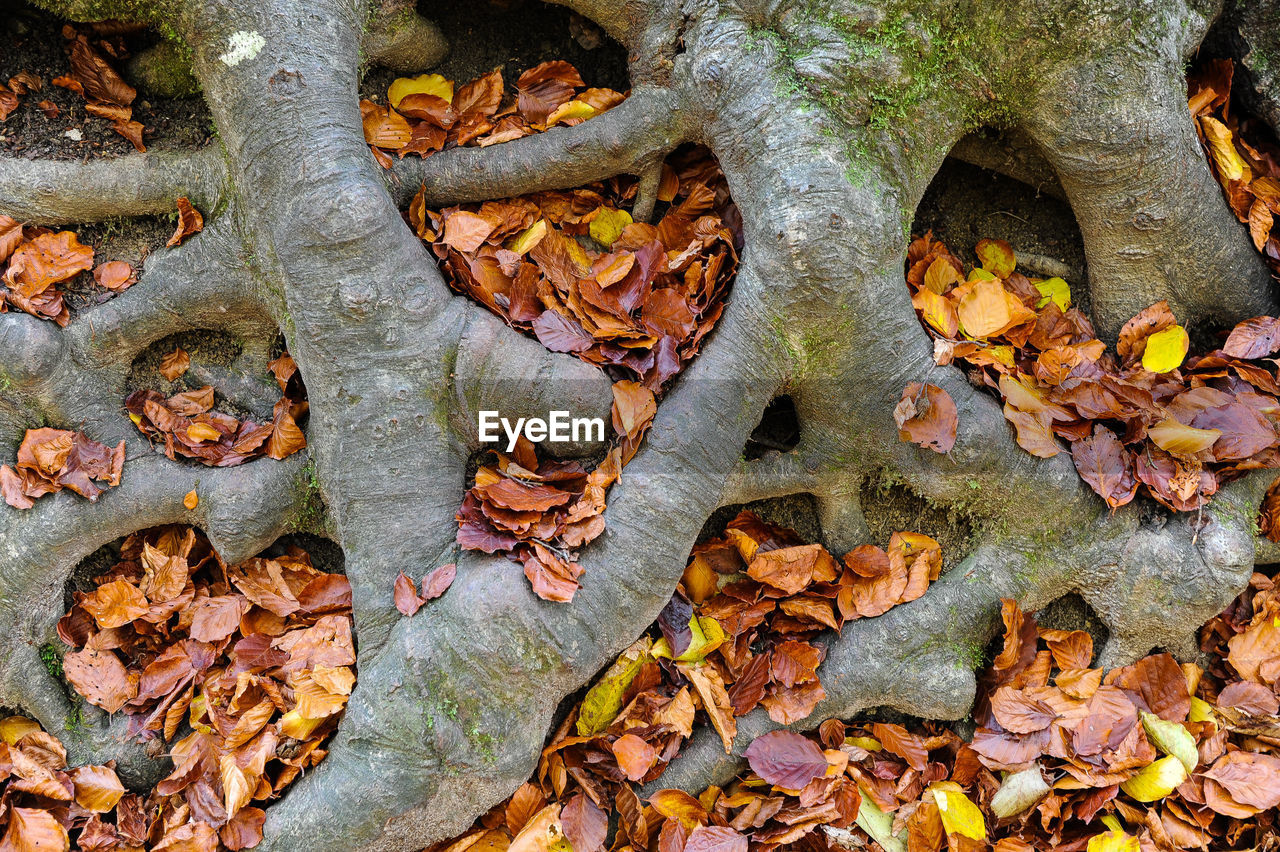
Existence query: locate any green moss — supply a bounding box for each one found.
[289,459,328,534]
[39,643,63,680]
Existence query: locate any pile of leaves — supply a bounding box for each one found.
[454,381,654,603]
[436,549,1280,852]
[53,525,355,850]
[125,352,307,467]
[429,511,944,852]
[0,427,124,509]
[361,61,625,164]
[48,23,145,151]
[1190,58,1280,276]
[903,233,1280,513]
[414,145,739,389]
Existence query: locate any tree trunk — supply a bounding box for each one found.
[0,0,1277,849]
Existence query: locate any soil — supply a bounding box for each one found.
[360,0,629,104]
[913,155,1090,315]
[126,328,282,423]
[0,1,212,160]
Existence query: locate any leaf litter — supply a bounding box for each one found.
[6,525,358,852]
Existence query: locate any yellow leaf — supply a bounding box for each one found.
[589,208,632,248]
[576,638,652,735]
[912,288,958,338]
[1119,754,1186,802]
[510,220,547,255]
[1189,695,1216,723]
[1087,829,1139,852]
[509,804,570,852]
[931,782,985,840]
[389,73,453,109]
[845,736,882,751]
[967,267,996,282]
[186,422,222,442]
[1199,116,1245,181]
[546,99,597,126]
[976,238,1016,278]
[183,489,198,510]
[957,278,1017,339]
[1141,324,1189,373]
[1139,711,1198,774]
[1034,277,1071,311]
[1147,418,1219,454]
[0,716,41,745]
[278,709,324,740]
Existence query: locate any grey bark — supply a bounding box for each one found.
[0,0,1277,849]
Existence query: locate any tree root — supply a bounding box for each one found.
[387,87,688,207]
[652,472,1265,795]
[0,146,226,225]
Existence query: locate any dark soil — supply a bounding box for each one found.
[126,328,281,423]
[913,155,1090,316]
[0,0,212,160]
[360,0,629,103]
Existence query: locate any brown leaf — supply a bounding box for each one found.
[1071,425,1138,510]
[160,347,190,381]
[167,197,204,247]
[1225,316,1280,359]
[684,826,748,852]
[895,382,958,453]
[0,807,69,852]
[612,732,657,782]
[62,647,136,713]
[747,544,838,595]
[71,764,125,812]
[1250,199,1275,251]
[560,794,607,852]
[93,259,136,291]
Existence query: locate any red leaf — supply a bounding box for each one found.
[422,563,456,601]
[394,571,423,616]
[743,730,828,789]
[1071,425,1138,510]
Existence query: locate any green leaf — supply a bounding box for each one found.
[1140,710,1198,773]
[576,638,652,735]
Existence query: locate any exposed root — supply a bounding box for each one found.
[0,147,226,225]
[654,480,1261,794]
[361,4,447,73]
[0,452,307,780]
[386,87,689,207]
[1021,59,1276,338]
[452,307,616,457]
[66,216,281,370]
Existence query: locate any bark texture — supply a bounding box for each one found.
[0,0,1278,849]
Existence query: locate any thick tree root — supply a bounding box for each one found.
[0,147,225,225]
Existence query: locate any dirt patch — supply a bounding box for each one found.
[912,155,1090,316]
[127,329,282,423]
[0,1,212,160]
[360,0,628,102]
